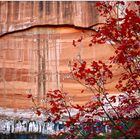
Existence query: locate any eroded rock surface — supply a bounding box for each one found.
[0,1,98,36]
[0,2,121,109]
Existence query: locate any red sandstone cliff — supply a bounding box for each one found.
[0,2,122,109]
[0,1,98,36]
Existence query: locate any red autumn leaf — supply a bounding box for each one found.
[81,89,84,93]
[27,94,32,98]
[85,68,91,73]
[72,40,76,47]
[89,43,92,47]
[51,106,59,113]
[109,95,116,103]
[73,104,83,111]
[95,2,102,7]
[70,118,76,123]
[65,121,71,127]
[98,60,103,64]
[57,94,63,98]
[36,110,41,116]
[54,89,61,94]
[77,36,83,42]
[73,62,77,67]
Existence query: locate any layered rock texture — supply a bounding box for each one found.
[0,1,98,36]
[0,1,120,109]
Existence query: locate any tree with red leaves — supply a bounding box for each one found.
[28,1,140,139]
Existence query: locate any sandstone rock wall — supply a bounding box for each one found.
[0,1,98,36]
[0,26,122,109]
[0,2,121,109]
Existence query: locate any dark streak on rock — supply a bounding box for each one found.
[13,1,19,20]
[39,1,43,18]
[45,1,51,15]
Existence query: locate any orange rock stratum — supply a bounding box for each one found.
[0,2,122,109]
